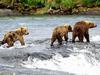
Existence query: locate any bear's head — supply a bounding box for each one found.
[84,21,97,28]
[63,24,73,32]
[21,27,29,35]
[68,25,73,32]
[16,27,29,35]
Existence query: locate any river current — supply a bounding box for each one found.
[0,15,100,75]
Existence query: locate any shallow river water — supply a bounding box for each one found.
[0,15,100,75]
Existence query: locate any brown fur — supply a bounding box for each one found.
[0,27,29,48]
[72,21,97,42]
[51,24,72,46]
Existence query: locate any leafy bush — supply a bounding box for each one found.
[81,0,97,7]
[46,0,75,9]
[95,0,100,6]
[61,0,75,8]
[45,0,60,9]
[20,0,45,7]
[19,0,100,9]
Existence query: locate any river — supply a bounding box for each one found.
[0,15,100,75]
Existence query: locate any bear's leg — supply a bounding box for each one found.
[51,37,56,46]
[84,33,90,42]
[19,36,25,45]
[6,38,14,48]
[64,34,68,43]
[7,41,14,48]
[57,33,62,45]
[78,34,83,42]
[72,32,77,43]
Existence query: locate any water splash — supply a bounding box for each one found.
[21,53,100,75]
[91,35,100,42]
[0,43,35,50]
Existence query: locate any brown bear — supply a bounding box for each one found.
[72,21,97,42]
[51,24,72,46]
[0,27,29,48]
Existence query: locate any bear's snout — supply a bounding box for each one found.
[25,32,29,35]
[92,25,97,28]
[94,25,97,27]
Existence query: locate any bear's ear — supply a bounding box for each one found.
[21,27,23,31]
[21,27,25,32]
[84,21,91,25]
[20,27,25,35]
[68,25,72,32]
[85,21,90,23]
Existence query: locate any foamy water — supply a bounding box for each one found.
[91,35,100,42]
[0,35,100,75]
[0,43,35,50]
[21,53,100,75]
[19,35,100,75]
[0,16,100,75]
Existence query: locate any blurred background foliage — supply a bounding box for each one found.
[0,0,100,15]
[0,0,100,8]
[19,0,100,8]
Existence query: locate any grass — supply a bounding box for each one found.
[1,0,100,8]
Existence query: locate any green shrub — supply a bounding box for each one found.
[20,0,46,6]
[61,0,75,8]
[96,0,100,6]
[45,0,60,9]
[81,0,97,7]
[19,0,100,9]
[46,0,75,9]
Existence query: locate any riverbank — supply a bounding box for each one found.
[46,7,100,15]
[0,7,100,16]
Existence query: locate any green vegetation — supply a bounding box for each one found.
[0,0,100,15]
[96,0,100,6]
[45,0,75,9]
[19,0,100,8]
[61,0,75,8]
[20,0,46,7]
[80,0,98,7]
[20,0,75,9]
[0,0,100,8]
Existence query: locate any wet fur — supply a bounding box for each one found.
[51,25,72,46]
[72,21,97,43]
[0,27,29,48]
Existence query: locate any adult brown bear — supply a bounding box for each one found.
[51,24,72,46]
[72,21,97,42]
[0,27,29,48]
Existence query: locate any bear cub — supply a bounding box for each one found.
[0,27,29,48]
[51,24,72,46]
